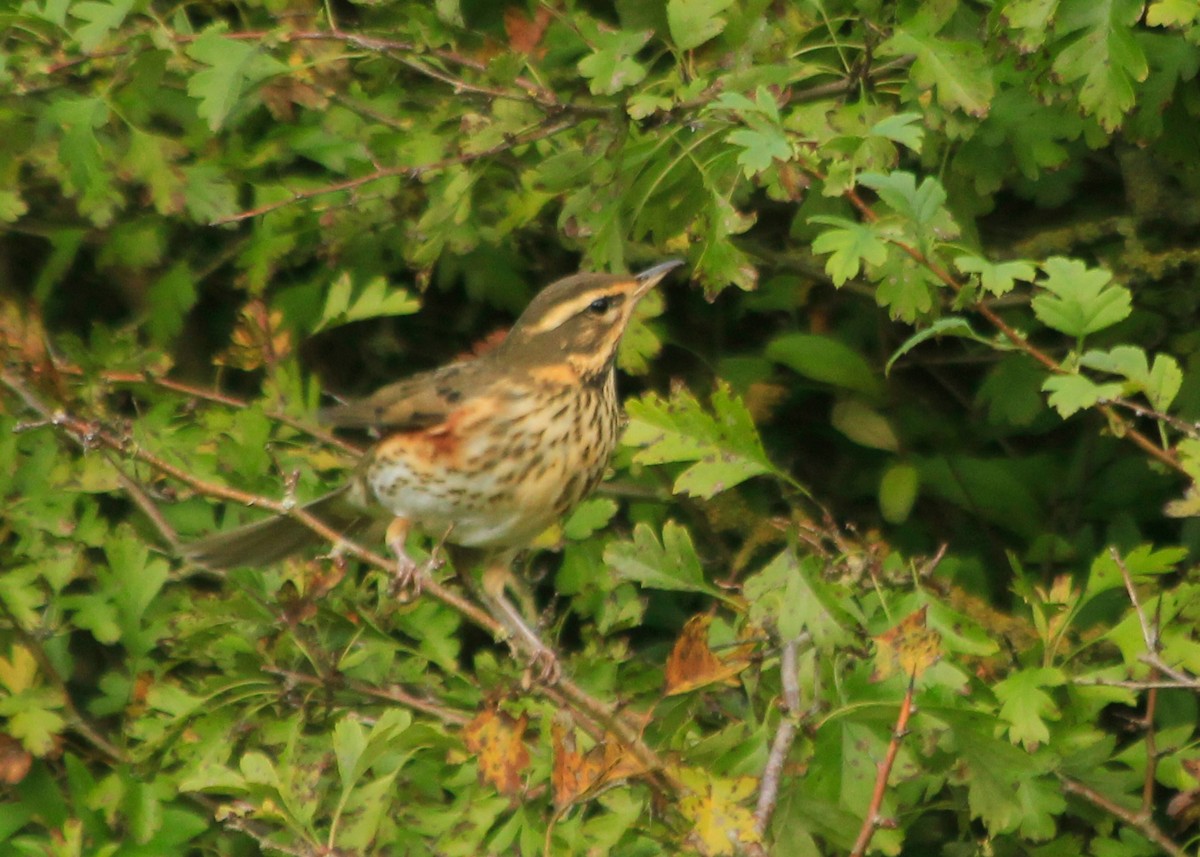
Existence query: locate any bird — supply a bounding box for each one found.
[182,260,684,673]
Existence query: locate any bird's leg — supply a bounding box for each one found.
[481,560,561,684]
[385,516,422,598]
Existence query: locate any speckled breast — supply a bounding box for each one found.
[361,372,621,550]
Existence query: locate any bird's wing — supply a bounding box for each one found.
[317,361,481,431]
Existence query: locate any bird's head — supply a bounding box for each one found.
[502,261,684,381]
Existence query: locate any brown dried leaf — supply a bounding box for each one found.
[0,733,32,785]
[551,713,650,807]
[664,614,751,696]
[215,302,292,370]
[463,707,530,797]
[873,605,941,681]
[504,6,552,55]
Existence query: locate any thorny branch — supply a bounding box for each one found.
[837,185,1185,477]
[213,118,576,225]
[0,370,680,798]
[1059,777,1187,857]
[1110,548,1165,822]
[849,678,915,857]
[748,635,807,854]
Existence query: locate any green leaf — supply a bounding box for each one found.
[953,724,1064,839]
[874,255,939,323]
[744,551,854,646]
[604,522,720,596]
[886,316,996,375]
[315,274,420,332]
[830,399,899,452]
[563,498,619,540]
[618,289,664,375]
[624,382,774,498]
[577,26,652,95]
[0,188,27,223]
[1001,0,1060,52]
[727,126,791,176]
[993,668,1064,749]
[1051,0,1148,131]
[916,455,1045,538]
[667,0,733,50]
[0,688,67,756]
[879,462,919,524]
[1147,0,1200,26]
[1041,374,1124,418]
[1030,257,1131,338]
[954,255,1037,297]
[44,95,120,225]
[1079,345,1183,411]
[809,217,888,286]
[61,593,121,644]
[877,26,994,117]
[185,27,287,131]
[147,263,198,345]
[977,356,1048,427]
[766,333,880,396]
[183,164,239,224]
[123,130,185,216]
[858,172,953,233]
[70,0,134,52]
[868,113,925,152]
[1084,544,1185,600]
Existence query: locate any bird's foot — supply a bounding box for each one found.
[484,581,562,685]
[526,646,562,685]
[386,516,423,601]
[388,555,424,600]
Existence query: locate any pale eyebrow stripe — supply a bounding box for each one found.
[523,290,627,333]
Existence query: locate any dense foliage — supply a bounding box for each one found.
[3,0,1200,854]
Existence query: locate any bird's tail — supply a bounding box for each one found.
[181,487,371,570]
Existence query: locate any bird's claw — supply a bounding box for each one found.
[527,647,562,685]
[387,548,446,601]
[388,556,423,600]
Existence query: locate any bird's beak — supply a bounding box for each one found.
[633,260,685,298]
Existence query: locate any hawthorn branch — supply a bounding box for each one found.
[849,678,915,857]
[0,602,126,764]
[212,117,575,225]
[750,635,807,848]
[261,666,471,726]
[1,370,681,799]
[1110,547,1164,821]
[836,185,1184,476]
[1059,777,1186,857]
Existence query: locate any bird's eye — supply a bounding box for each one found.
[587,297,612,315]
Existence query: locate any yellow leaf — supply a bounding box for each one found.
[0,646,39,694]
[678,768,762,856]
[873,606,941,680]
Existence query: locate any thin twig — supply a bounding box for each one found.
[1072,677,1200,690]
[1111,547,1158,656]
[751,635,807,846]
[1111,547,1168,822]
[261,666,470,726]
[849,678,915,857]
[98,369,361,454]
[106,452,179,546]
[1,370,681,799]
[1059,777,1187,857]
[0,603,126,764]
[212,118,575,224]
[1141,681,1159,819]
[1138,653,1196,687]
[834,184,1184,476]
